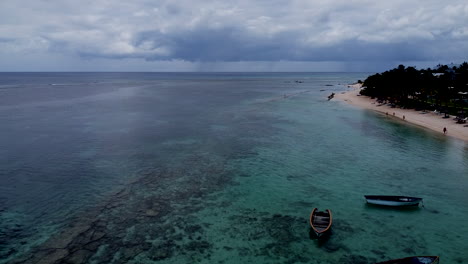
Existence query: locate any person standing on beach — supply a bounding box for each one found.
[443,127,447,134]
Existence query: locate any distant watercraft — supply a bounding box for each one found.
[375,256,439,264]
[309,208,332,237]
[364,195,423,207]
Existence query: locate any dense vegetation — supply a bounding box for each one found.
[360,63,468,115]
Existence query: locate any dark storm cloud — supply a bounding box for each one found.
[135,28,302,61]
[132,29,434,62]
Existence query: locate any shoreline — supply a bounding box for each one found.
[335,84,468,143]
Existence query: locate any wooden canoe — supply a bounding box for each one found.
[309,208,332,237]
[364,195,423,207]
[375,256,439,264]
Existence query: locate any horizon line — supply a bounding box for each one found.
[0,71,373,73]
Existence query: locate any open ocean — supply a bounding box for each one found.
[0,72,467,264]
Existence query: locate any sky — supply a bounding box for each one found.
[0,0,467,72]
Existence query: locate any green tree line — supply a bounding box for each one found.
[360,63,468,115]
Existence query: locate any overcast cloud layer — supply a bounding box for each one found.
[1,0,467,71]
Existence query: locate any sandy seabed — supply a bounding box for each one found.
[335,84,468,143]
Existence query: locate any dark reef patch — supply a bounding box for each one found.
[339,254,375,264]
[10,152,237,264]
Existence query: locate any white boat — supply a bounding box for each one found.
[375,255,439,264]
[364,195,423,207]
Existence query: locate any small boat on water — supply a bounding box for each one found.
[309,208,332,237]
[364,195,423,207]
[375,256,439,264]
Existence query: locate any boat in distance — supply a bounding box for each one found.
[364,195,423,207]
[375,255,439,264]
[309,208,332,237]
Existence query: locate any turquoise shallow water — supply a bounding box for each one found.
[0,73,467,263]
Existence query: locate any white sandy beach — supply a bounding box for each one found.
[335,84,468,143]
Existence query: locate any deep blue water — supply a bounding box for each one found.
[0,73,467,264]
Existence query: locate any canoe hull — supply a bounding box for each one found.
[309,208,332,237]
